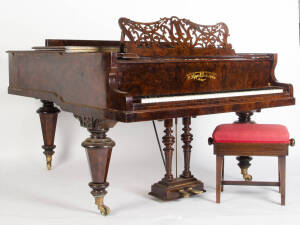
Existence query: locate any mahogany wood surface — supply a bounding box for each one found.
[119,17,235,57]
[7,17,296,213]
[161,119,175,182]
[214,143,289,156]
[234,111,255,178]
[7,18,295,122]
[278,156,286,205]
[216,156,223,203]
[212,123,290,205]
[74,115,116,213]
[181,117,193,178]
[149,118,204,200]
[222,181,280,186]
[37,100,60,170]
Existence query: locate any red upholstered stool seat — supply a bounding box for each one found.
[213,124,289,144]
[208,123,294,206]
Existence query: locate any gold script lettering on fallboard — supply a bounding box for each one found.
[186,71,216,82]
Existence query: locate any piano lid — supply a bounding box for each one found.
[119,17,235,57]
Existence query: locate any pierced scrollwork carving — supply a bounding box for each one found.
[74,115,116,130]
[119,16,232,50]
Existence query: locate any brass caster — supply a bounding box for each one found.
[241,168,252,181]
[178,189,190,198]
[187,187,204,195]
[46,154,52,170]
[95,196,110,216]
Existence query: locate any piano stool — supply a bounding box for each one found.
[208,124,295,205]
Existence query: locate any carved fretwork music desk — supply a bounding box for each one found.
[7,17,295,215]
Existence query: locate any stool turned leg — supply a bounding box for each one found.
[278,159,281,193]
[216,155,223,203]
[278,156,286,205]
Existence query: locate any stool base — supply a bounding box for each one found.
[216,155,286,205]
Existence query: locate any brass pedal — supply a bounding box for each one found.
[178,189,190,198]
[187,187,204,195]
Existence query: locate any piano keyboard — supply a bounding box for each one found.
[141,88,283,104]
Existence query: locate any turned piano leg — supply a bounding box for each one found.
[162,119,175,182]
[74,115,116,216]
[37,100,60,170]
[181,117,204,194]
[181,117,193,178]
[235,111,254,181]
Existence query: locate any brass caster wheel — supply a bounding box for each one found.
[95,196,110,216]
[46,154,52,170]
[241,168,252,181]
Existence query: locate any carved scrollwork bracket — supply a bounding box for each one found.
[74,115,106,130]
[74,115,116,148]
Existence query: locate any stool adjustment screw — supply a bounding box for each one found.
[208,137,214,145]
[289,138,295,147]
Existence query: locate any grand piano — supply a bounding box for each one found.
[7,17,295,215]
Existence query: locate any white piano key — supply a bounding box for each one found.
[141,88,283,104]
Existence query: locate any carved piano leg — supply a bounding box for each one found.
[235,111,254,181]
[235,111,255,124]
[75,115,116,216]
[181,117,193,178]
[149,118,204,200]
[236,156,253,181]
[162,119,175,182]
[37,100,60,170]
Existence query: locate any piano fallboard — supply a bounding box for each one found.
[117,55,274,97]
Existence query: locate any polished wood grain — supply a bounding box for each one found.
[7,17,295,213]
[74,115,116,214]
[216,156,223,203]
[149,118,204,201]
[214,143,289,156]
[278,156,286,205]
[8,49,295,122]
[37,100,60,170]
[234,111,255,179]
[212,127,291,205]
[181,117,193,178]
[222,181,280,186]
[162,119,175,182]
[119,17,234,57]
